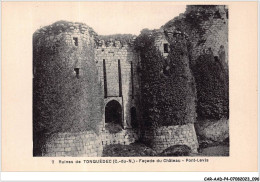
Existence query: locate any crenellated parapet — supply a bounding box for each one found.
[96,38,136,49]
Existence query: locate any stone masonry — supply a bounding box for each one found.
[42,128,140,157]
[101,129,139,146]
[95,40,141,129]
[142,124,199,153]
[42,131,103,157]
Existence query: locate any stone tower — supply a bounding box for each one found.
[33,21,104,156]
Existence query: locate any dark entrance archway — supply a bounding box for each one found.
[105,100,122,125]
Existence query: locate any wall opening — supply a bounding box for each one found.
[163,43,169,53]
[73,37,78,46]
[74,68,80,79]
[131,107,138,128]
[105,100,122,126]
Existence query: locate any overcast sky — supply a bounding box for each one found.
[32,2,186,35]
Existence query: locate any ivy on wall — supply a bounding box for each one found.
[135,29,196,128]
[163,5,229,121]
[191,53,229,120]
[33,22,104,135]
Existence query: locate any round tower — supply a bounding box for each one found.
[33,21,104,156]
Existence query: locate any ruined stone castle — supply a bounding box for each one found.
[33,5,229,157]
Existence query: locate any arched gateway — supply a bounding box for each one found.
[105,100,122,126]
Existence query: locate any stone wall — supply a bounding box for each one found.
[41,130,103,157]
[39,128,140,157]
[95,41,141,128]
[39,124,200,157]
[101,128,139,146]
[142,124,199,153]
[154,29,170,58]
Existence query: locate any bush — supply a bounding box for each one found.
[160,145,191,156]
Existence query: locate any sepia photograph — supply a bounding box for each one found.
[1,2,258,174]
[33,5,229,157]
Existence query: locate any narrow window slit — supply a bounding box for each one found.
[73,37,78,46]
[74,68,80,79]
[163,43,169,53]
